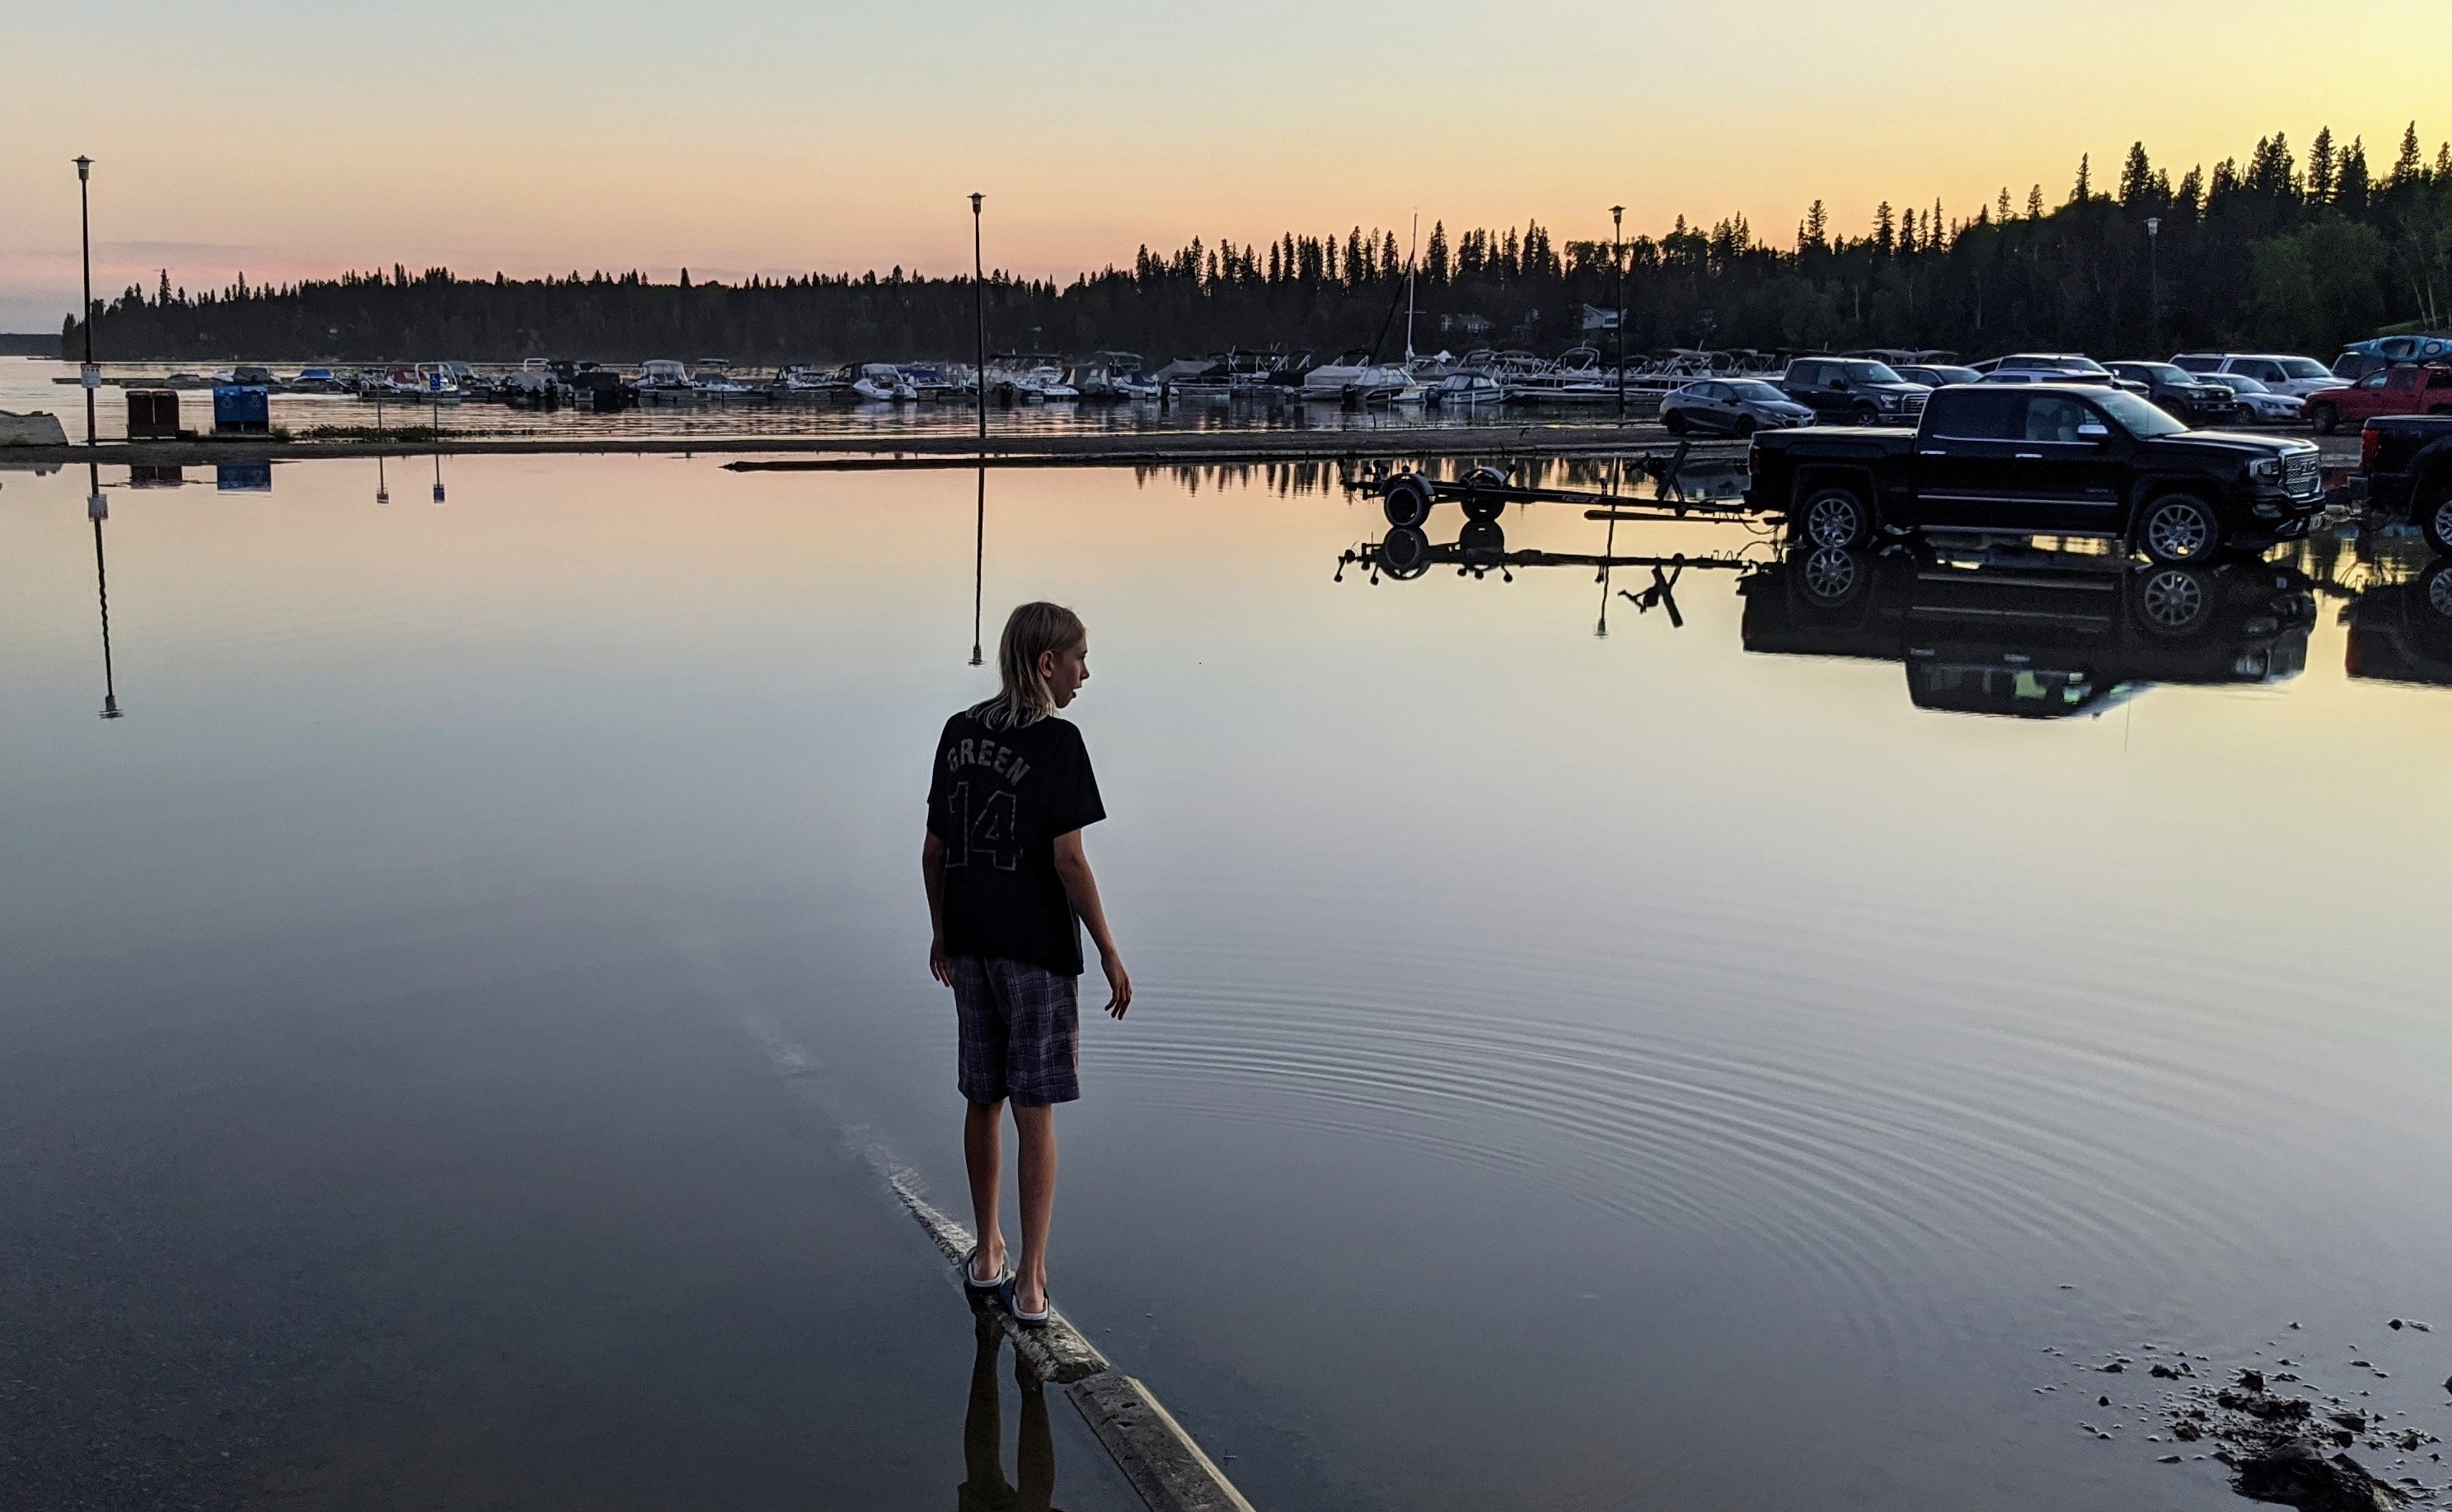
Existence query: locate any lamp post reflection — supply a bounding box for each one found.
[88,462,123,719]
[970,463,987,666]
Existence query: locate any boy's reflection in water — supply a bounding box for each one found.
[960,1308,1061,1512]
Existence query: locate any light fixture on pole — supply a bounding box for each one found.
[2145,216,2163,354]
[970,193,987,444]
[75,156,98,446]
[1610,204,1627,424]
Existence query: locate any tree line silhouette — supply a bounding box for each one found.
[65,124,2452,367]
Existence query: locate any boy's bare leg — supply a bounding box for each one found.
[963,1099,1007,1282]
[1012,1104,1058,1313]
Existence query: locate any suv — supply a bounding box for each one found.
[2304,363,2452,434]
[2105,362,2239,426]
[1778,358,1932,426]
[1972,353,2150,395]
[2169,353,2340,400]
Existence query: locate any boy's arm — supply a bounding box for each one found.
[921,830,954,987]
[1053,829,1131,1018]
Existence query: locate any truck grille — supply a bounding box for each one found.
[2283,452,2319,499]
[1900,391,1928,419]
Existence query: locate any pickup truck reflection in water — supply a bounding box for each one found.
[2345,560,2452,688]
[1740,545,2317,719]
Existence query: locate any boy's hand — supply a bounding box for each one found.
[929,936,954,989]
[1099,949,1132,1019]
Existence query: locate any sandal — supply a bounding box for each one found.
[999,1276,1051,1329]
[961,1245,1008,1293]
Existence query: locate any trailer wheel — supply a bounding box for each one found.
[1798,485,1873,550]
[1381,472,1434,528]
[1460,490,1505,523]
[1379,526,1432,579]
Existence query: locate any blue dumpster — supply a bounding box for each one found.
[212,384,270,434]
[215,462,273,492]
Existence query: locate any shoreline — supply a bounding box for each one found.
[0,422,1697,471]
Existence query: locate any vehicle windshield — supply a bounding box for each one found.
[1843,362,1906,384]
[2095,390,2189,437]
[2275,357,2332,379]
[1727,381,1787,403]
[2221,374,2270,394]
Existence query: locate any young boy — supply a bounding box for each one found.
[923,601,1130,1327]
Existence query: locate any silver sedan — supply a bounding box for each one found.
[1661,379,1818,437]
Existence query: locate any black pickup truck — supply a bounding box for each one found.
[2357,414,2452,553]
[1746,383,2325,563]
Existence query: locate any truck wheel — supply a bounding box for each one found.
[2422,485,2452,557]
[1798,485,1873,550]
[1381,473,1434,529]
[2137,494,2221,564]
[1379,526,1432,579]
[1850,403,1880,426]
[2308,402,2339,435]
[2132,566,2214,635]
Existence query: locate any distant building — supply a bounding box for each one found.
[1438,312,1492,337]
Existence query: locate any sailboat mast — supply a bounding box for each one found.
[1404,211,1418,363]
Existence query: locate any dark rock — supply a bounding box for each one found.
[2332,1414,2369,1433]
[2174,1421,2206,1442]
[2389,1320,2403,1331]
[2230,1440,2406,1510]
[2443,1375,2452,1395]
[2101,1362,2126,1374]
[2219,1390,2314,1421]
[2161,1454,2184,1463]
[2100,1395,2112,1407]
[2240,1369,2268,1391]
[2350,1360,2372,1369]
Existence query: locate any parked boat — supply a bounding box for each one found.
[636,359,692,392]
[852,363,918,401]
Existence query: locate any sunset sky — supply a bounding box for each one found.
[3,0,2447,330]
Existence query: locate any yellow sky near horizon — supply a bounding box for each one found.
[2,0,2446,327]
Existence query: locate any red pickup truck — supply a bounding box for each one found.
[2306,363,2452,433]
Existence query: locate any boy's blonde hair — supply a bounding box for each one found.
[971,601,1087,730]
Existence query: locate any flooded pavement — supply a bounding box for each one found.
[4,452,2450,1510]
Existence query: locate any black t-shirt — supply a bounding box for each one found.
[926,710,1106,976]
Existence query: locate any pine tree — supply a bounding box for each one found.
[1805,199,1829,246]
[2119,142,2155,205]
[2070,153,2092,204]
[1874,201,1896,253]
[2390,122,2423,185]
[1997,186,2013,222]
[2026,184,2046,219]
[1426,222,1449,283]
[2335,137,2370,213]
[2308,127,2335,203]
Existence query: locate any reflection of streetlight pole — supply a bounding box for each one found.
[375,452,389,506]
[1610,204,1626,424]
[2145,216,2163,354]
[75,156,96,447]
[970,193,987,444]
[89,461,122,719]
[970,464,987,667]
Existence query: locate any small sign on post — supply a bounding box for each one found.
[88,491,108,520]
[80,363,101,389]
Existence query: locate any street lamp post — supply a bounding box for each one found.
[970,193,987,444]
[75,156,96,446]
[2145,216,2162,354]
[1610,204,1626,424]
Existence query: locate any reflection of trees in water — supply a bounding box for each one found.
[1136,447,1752,501]
[2283,519,2437,598]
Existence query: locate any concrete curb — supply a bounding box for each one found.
[886,1172,1258,1512]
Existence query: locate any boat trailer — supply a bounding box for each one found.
[1344,442,1775,529]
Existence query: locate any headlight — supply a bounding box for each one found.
[2249,458,2282,480]
[1878,393,1901,408]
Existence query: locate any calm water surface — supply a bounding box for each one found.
[5,451,2450,1510]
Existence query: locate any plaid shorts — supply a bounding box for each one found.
[952,957,1081,1107]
